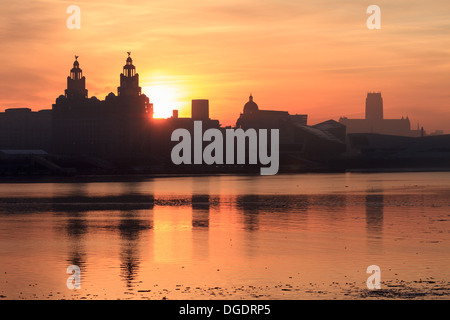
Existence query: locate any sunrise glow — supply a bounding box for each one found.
[1,0,450,131]
[143,84,183,119]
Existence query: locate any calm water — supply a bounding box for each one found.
[0,173,449,300]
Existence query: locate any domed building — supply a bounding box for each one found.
[52,53,153,158]
[234,94,348,170]
[236,94,307,130]
[243,94,259,115]
[65,56,88,99]
[118,52,141,97]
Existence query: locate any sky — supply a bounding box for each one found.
[1,0,450,132]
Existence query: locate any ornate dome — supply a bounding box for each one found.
[125,52,133,65]
[73,55,80,67]
[243,94,259,114]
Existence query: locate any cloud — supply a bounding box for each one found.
[1,0,450,131]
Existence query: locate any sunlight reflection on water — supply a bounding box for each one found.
[0,172,449,299]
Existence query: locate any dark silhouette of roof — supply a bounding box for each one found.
[243,94,259,114]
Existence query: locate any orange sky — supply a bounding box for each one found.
[1,0,450,132]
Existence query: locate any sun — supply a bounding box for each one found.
[143,85,182,119]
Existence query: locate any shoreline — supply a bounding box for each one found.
[0,168,450,183]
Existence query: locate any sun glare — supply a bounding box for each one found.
[143,85,182,119]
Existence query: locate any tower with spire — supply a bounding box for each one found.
[53,53,153,158]
[118,52,141,97]
[65,55,88,99]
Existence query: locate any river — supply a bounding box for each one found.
[0,172,449,299]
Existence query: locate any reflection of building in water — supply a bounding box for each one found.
[315,194,347,225]
[340,93,424,137]
[64,211,88,268]
[236,195,261,232]
[118,210,153,289]
[60,185,90,268]
[191,194,211,260]
[235,194,261,258]
[236,194,312,231]
[55,186,155,277]
[365,193,384,252]
[192,195,210,228]
[290,195,310,230]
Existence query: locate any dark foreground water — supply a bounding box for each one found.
[0,173,449,300]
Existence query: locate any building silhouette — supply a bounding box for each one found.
[365,92,383,121]
[66,56,88,99]
[8,54,448,174]
[52,54,152,161]
[339,92,423,137]
[0,108,52,150]
[191,99,210,121]
[236,94,346,170]
[237,94,307,129]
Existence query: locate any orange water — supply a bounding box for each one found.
[0,173,449,299]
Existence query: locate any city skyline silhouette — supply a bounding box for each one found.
[2,1,450,133]
[1,1,450,306]
[0,53,443,135]
[0,53,449,176]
